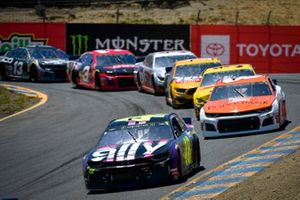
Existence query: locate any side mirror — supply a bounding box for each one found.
[183,117,192,125]
[272,79,278,85]
[165,67,172,74]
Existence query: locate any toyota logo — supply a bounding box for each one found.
[206,43,225,57]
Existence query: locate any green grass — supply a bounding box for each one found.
[0,86,39,116]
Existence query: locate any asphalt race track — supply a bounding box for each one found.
[0,74,299,200]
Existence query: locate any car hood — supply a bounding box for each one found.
[89,139,170,163]
[194,85,214,100]
[104,64,135,69]
[204,96,275,114]
[38,58,68,65]
[174,78,201,89]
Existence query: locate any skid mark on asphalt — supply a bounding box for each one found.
[162,126,300,200]
[19,152,87,191]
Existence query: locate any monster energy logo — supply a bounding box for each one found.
[70,34,89,56]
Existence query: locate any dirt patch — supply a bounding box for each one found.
[214,149,300,200]
[1,0,300,25]
[0,86,40,118]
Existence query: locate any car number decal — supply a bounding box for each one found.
[82,65,90,82]
[13,61,23,75]
[183,136,192,166]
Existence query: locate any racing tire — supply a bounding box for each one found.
[170,151,182,182]
[170,90,179,109]
[71,71,80,89]
[94,73,101,91]
[194,139,201,169]
[0,67,9,81]
[152,76,159,96]
[29,66,38,82]
[136,73,143,92]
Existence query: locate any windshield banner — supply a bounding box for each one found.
[66,24,190,57]
[191,25,300,73]
[0,23,66,54]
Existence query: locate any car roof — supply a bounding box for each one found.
[26,44,56,49]
[114,113,168,122]
[216,75,269,86]
[107,113,170,130]
[175,58,221,67]
[152,50,195,57]
[203,64,254,75]
[89,49,133,56]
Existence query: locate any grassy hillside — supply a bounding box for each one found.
[1,0,300,25]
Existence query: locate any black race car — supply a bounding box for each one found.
[82,113,201,191]
[0,44,69,82]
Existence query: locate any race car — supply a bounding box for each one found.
[67,49,136,90]
[82,113,201,191]
[134,51,196,95]
[193,64,256,120]
[165,58,221,108]
[0,45,69,82]
[200,75,287,138]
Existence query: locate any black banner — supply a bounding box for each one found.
[66,24,190,56]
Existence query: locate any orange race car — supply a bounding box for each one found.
[200,75,287,138]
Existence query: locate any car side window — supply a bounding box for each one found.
[171,116,183,137]
[144,55,153,68]
[19,49,28,60]
[6,50,14,57]
[268,78,276,92]
[85,54,93,65]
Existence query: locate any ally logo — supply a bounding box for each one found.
[0,33,47,53]
[70,34,89,56]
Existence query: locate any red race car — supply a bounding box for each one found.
[67,49,137,90]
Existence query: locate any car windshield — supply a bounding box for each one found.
[154,54,195,68]
[97,122,173,146]
[97,54,136,66]
[210,82,272,101]
[174,62,221,79]
[29,48,68,60]
[200,69,255,87]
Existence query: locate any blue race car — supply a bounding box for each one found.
[82,113,201,191]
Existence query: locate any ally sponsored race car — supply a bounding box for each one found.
[82,113,201,191]
[0,45,69,82]
[200,75,287,138]
[67,49,136,91]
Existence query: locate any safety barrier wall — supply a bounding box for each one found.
[0,23,66,53]
[66,24,190,57]
[191,25,300,73]
[1,23,300,73]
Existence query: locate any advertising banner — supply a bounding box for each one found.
[66,24,190,57]
[191,25,300,73]
[0,23,66,54]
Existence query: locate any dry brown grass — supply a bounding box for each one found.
[0,0,300,25]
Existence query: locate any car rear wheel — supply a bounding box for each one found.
[30,66,38,82]
[94,73,101,91]
[136,73,142,92]
[152,76,159,96]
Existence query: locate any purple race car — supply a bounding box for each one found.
[82,113,201,191]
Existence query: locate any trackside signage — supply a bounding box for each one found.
[0,23,66,54]
[191,25,300,73]
[66,24,190,56]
